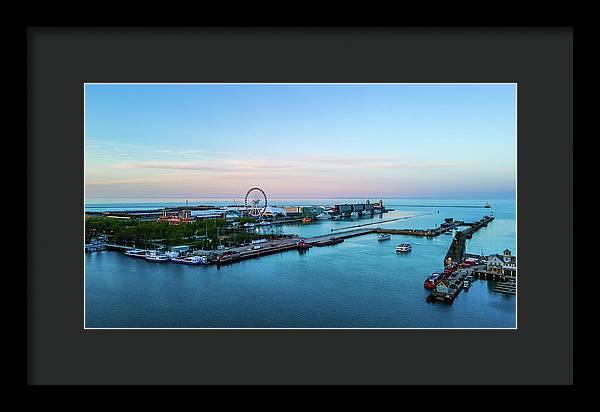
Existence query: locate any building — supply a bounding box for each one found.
[190,210,226,220]
[336,204,353,214]
[262,206,287,218]
[170,245,190,255]
[434,280,449,294]
[487,249,517,278]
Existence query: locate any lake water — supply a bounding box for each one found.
[85,198,516,328]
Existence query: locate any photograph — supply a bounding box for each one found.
[84,83,517,329]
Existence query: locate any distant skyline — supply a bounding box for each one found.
[85,84,516,199]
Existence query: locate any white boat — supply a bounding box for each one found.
[125,248,147,258]
[171,255,208,265]
[378,234,391,241]
[145,250,170,262]
[350,211,359,217]
[256,221,271,226]
[396,243,412,253]
[243,222,255,228]
[316,212,332,220]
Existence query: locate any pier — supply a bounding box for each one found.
[374,220,462,237]
[210,240,301,265]
[444,215,494,266]
[330,212,437,232]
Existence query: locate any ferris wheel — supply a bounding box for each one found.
[244,187,268,217]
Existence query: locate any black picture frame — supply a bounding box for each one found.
[26,27,573,385]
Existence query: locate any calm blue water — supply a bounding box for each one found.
[85,198,516,328]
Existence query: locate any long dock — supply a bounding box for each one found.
[210,241,301,265]
[374,220,462,237]
[330,212,437,232]
[444,215,494,266]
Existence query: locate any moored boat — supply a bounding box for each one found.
[424,273,445,290]
[378,234,391,241]
[124,248,147,258]
[171,255,208,265]
[297,239,312,249]
[145,250,170,262]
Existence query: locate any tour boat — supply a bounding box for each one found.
[145,250,170,262]
[171,255,208,265]
[124,248,147,258]
[378,234,391,241]
[396,243,412,253]
[424,273,445,290]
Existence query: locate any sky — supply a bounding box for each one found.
[85,83,516,199]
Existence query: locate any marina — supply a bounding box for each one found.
[86,197,516,327]
[91,202,512,309]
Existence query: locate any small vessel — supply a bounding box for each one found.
[350,211,359,217]
[378,234,391,241]
[145,250,170,262]
[171,255,208,265]
[302,217,314,223]
[463,280,471,289]
[484,202,492,208]
[316,212,332,220]
[256,221,271,226]
[243,222,255,228]
[424,273,445,290]
[396,243,412,253]
[297,239,312,249]
[124,248,147,258]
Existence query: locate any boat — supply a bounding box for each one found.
[243,222,255,228]
[145,250,170,262]
[124,248,147,258]
[316,213,332,220]
[463,280,471,289]
[297,239,312,249]
[171,255,208,265]
[302,217,314,223]
[256,221,271,226]
[424,273,445,290]
[377,234,391,241]
[484,202,492,208]
[396,243,412,253]
[350,211,359,217]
